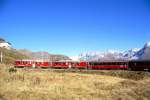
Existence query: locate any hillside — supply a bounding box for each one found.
[0,48,29,64]
[0,37,71,64]
[0,48,71,64]
[18,49,71,61]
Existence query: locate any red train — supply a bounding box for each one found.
[14,60,129,70]
[88,61,128,70]
[15,60,50,68]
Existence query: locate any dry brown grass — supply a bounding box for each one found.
[0,68,150,100]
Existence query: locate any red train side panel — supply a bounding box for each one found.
[15,60,33,68]
[35,62,50,68]
[51,62,69,68]
[14,60,128,70]
[88,61,128,70]
[71,62,88,69]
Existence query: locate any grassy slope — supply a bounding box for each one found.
[0,67,150,100]
[0,48,29,64]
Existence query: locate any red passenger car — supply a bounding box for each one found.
[15,60,51,68]
[129,60,150,71]
[51,61,69,68]
[15,60,33,68]
[35,60,50,68]
[71,61,88,69]
[88,61,128,70]
[15,60,128,70]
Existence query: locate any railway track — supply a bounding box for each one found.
[14,67,136,75]
[14,67,150,81]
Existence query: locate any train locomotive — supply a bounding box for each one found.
[14,59,150,71]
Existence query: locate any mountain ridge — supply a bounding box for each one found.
[17,49,71,61]
[0,38,71,64]
[73,41,150,61]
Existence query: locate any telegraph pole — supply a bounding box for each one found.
[0,51,3,63]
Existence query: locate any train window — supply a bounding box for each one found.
[111,62,114,65]
[122,62,124,65]
[93,63,96,65]
[105,63,108,65]
[119,62,121,65]
[98,63,100,65]
[112,62,114,65]
[107,62,110,65]
[112,62,115,65]
[96,63,98,65]
[100,62,103,65]
[134,63,136,66]
[116,62,118,65]
[99,63,102,65]
[26,62,29,64]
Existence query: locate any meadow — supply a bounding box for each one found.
[0,64,150,100]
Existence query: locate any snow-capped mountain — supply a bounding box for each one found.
[122,48,140,60]
[70,56,80,61]
[71,41,150,61]
[135,41,150,60]
[0,37,11,49]
[78,50,124,61]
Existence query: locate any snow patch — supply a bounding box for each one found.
[144,41,150,48]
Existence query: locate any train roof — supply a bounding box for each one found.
[52,60,87,62]
[88,60,128,63]
[15,59,130,63]
[15,59,50,62]
[129,60,150,62]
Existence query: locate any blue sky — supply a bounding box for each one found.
[0,0,150,56]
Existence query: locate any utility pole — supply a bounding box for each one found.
[0,51,3,63]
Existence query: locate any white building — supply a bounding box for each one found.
[0,42,11,49]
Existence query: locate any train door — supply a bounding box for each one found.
[68,62,72,68]
[32,62,35,68]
